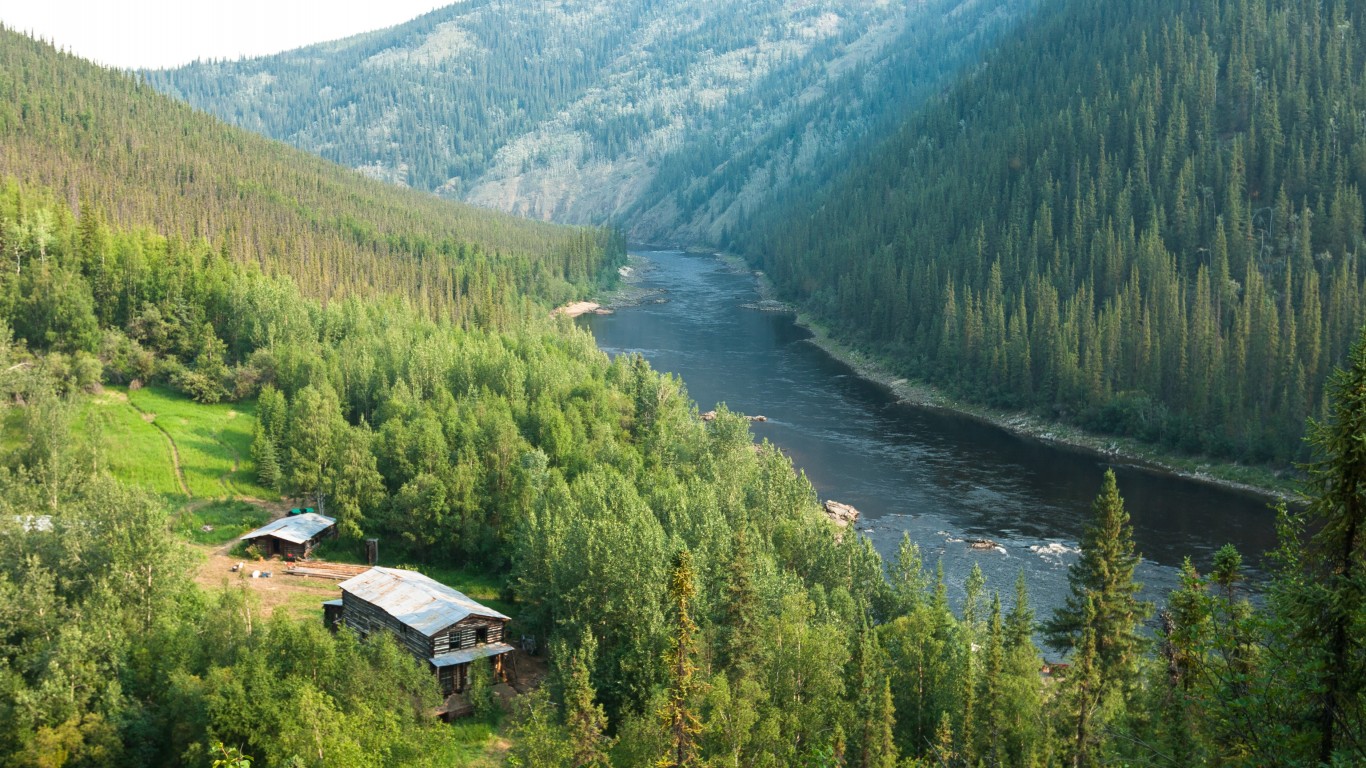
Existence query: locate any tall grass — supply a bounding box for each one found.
[127,386,276,499]
[70,386,277,502]
[175,499,270,545]
[73,391,184,498]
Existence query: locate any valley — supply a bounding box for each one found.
[582,249,1280,621]
[1,0,1365,764]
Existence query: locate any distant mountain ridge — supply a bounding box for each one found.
[0,26,622,326]
[145,0,1033,243]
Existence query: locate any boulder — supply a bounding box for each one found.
[823,500,860,527]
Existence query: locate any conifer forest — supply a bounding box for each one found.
[2,0,1366,764]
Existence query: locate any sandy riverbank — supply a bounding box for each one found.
[553,301,600,317]
[552,301,613,317]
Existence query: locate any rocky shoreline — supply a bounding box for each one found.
[552,300,611,317]
[799,314,1302,504]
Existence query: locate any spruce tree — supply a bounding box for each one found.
[850,621,897,768]
[1276,332,1366,764]
[975,594,1006,765]
[1001,572,1044,765]
[562,631,613,767]
[660,549,702,768]
[1156,559,1212,763]
[251,425,280,491]
[1064,596,1104,768]
[1005,570,1034,650]
[930,710,956,767]
[870,679,898,768]
[1045,470,1151,765]
[888,532,929,618]
[1044,469,1150,689]
[718,528,758,677]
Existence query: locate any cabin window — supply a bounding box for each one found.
[475,626,488,645]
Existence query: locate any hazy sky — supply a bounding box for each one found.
[0,0,453,70]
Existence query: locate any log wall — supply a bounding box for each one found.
[341,591,511,697]
[340,592,434,660]
[432,616,506,656]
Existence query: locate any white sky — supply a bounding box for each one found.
[0,0,454,70]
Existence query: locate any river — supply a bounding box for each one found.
[579,250,1280,624]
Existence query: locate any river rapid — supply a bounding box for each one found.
[579,250,1280,628]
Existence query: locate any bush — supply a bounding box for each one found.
[465,657,497,721]
[1082,391,1169,442]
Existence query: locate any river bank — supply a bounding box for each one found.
[715,252,1303,504]
[581,248,1281,613]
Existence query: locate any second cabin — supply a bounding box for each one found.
[239,512,336,559]
[329,566,513,695]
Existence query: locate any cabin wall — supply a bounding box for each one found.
[435,655,508,696]
[432,616,506,656]
[323,601,344,631]
[340,593,434,660]
[438,664,468,695]
[339,591,511,698]
[248,525,334,560]
[252,535,308,558]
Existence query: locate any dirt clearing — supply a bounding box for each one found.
[194,544,343,620]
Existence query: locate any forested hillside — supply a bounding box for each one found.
[144,0,1032,243]
[5,18,1366,768]
[7,174,1366,764]
[0,26,622,326]
[742,0,1366,464]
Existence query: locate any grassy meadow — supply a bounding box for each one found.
[74,389,186,497]
[74,386,277,503]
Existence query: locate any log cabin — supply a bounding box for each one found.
[329,566,513,694]
[239,512,336,559]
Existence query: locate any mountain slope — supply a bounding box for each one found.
[0,26,621,326]
[145,0,1032,243]
[0,29,928,768]
[740,0,1366,464]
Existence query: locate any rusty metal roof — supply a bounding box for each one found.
[240,512,335,545]
[339,566,509,637]
[429,642,515,668]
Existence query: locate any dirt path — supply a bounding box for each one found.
[128,400,191,498]
[155,421,191,497]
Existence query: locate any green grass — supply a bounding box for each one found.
[276,579,344,623]
[127,386,276,499]
[73,390,186,498]
[411,564,514,618]
[307,538,369,565]
[68,386,278,503]
[439,721,505,766]
[175,500,271,545]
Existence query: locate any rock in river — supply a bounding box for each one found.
[823,500,860,527]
